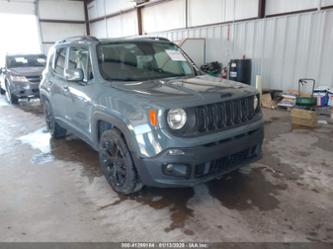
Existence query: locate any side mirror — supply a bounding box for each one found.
[64,68,84,82]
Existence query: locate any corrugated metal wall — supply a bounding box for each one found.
[150,9,333,90]
[0,0,87,55]
[88,0,137,38]
[90,10,138,38]
[38,0,86,54]
[87,0,333,91]
[87,0,135,20]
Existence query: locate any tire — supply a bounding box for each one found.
[99,129,143,195]
[5,83,18,104]
[0,87,5,95]
[43,100,67,139]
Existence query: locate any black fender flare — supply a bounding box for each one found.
[91,111,139,155]
[92,111,153,185]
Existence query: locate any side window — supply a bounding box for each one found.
[48,50,55,69]
[54,48,67,76]
[68,47,93,82]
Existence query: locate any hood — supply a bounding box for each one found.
[8,67,44,77]
[111,75,256,105]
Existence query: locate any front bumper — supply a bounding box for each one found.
[133,126,264,188]
[11,82,40,98]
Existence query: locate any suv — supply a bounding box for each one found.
[0,54,47,104]
[40,36,264,194]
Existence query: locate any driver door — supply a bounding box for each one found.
[65,46,94,139]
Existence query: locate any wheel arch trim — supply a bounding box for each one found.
[92,111,139,155]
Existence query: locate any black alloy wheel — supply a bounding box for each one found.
[99,129,142,195]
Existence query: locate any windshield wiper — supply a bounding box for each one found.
[107,78,139,82]
[149,68,186,78]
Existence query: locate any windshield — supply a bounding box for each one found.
[97,42,195,81]
[7,55,47,68]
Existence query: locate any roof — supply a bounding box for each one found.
[55,36,171,46]
[100,36,171,44]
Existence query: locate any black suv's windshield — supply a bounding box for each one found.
[7,55,46,68]
[97,42,195,81]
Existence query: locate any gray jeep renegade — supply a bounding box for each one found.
[40,36,264,195]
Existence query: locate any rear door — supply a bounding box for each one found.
[49,46,70,122]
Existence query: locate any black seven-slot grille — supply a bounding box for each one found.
[193,95,257,134]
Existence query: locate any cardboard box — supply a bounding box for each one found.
[291,108,317,128]
[262,93,278,109]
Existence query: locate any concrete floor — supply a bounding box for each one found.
[0,96,333,242]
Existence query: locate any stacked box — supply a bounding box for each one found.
[313,87,330,107]
[291,108,317,128]
[328,90,333,107]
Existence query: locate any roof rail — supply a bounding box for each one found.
[56,36,99,44]
[136,36,170,42]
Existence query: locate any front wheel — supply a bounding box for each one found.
[43,100,67,139]
[99,129,143,195]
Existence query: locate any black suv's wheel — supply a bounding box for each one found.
[43,100,67,139]
[99,129,143,195]
[5,84,18,104]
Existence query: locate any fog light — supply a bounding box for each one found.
[163,163,189,177]
[165,164,174,172]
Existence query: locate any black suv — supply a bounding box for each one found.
[0,54,46,104]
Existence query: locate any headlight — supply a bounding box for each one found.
[253,95,259,110]
[167,108,187,130]
[10,75,29,82]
